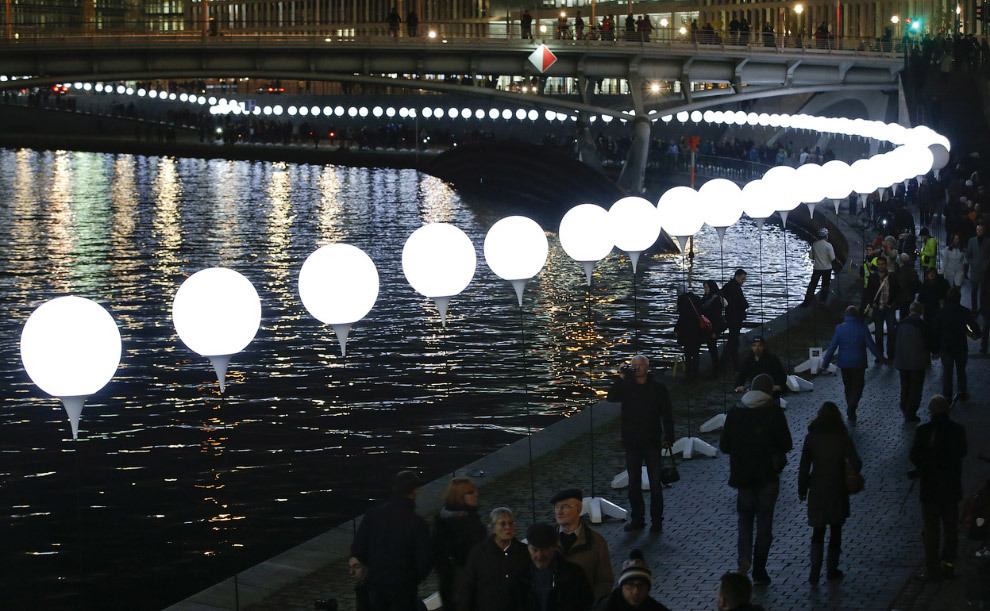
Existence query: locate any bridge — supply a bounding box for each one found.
[0,31,905,191]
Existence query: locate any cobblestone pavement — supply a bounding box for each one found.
[244,215,990,611]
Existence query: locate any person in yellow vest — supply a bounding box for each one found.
[860,244,879,288]
[919,227,938,274]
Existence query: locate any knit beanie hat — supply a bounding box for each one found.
[750,374,774,395]
[618,549,652,587]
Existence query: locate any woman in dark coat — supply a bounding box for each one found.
[675,291,707,381]
[433,477,487,611]
[700,279,727,377]
[798,402,862,584]
[456,507,529,611]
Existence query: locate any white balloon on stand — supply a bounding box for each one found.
[298,244,380,356]
[402,223,477,326]
[821,160,853,214]
[656,186,703,253]
[172,267,262,393]
[20,296,122,439]
[483,216,549,305]
[698,178,743,244]
[558,204,615,285]
[608,197,661,273]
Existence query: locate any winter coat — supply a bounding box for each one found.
[592,589,670,611]
[700,292,727,336]
[457,536,530,611]
[722,278,749,328]
[918,276,949,323]
[862,269,898,310]
[719,390,793,489]
[910,413,967,503]
[894,264,920,307]
[733,351,786,390]
[811,239,836,271]
[931,301,978,354]
[674,292,706,348]
[941,246,966,287]
[894,315,930,371]
[920,236,938,269]
[433,504,487,609]
[510,555,594,611]
[821,316,882,369]
[965,235,990,281]
[351,495,432,588]
[560,523,614,601]
[607,377,675,450]
[798,422,862,528]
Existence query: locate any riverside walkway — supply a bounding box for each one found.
[168,205,990,610]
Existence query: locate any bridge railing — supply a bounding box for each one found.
[0,22,902,58]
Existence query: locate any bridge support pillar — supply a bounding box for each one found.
[617,115,651,194]
[576,113,603,171]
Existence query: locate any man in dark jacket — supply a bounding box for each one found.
[721,268,750,371]
[909,395,968,581]
[592,549,670,610]
[351,470,432,611]
[894,301,931,422]
[511,522,593,611]
[733,337,786,393]
[893,253,921,321]
[607,355,674,534]
[457,508,529,611]
[931,286,980,401]
[822,305,883,423]
[863,256,898,359]
[718,374,793,585]
[550,489,614,600]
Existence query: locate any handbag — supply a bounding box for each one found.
[863,276,888,319]
[689,298,713,333]
[844,457,865,495]
[659,449,680,487]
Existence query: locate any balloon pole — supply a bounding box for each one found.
[632,265,640,352]
[781,212,793,372]
[758,219,766,332]
[518,301,537,523]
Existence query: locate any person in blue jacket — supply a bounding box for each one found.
[821,305,883,424]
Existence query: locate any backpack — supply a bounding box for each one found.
[961,481,990,541]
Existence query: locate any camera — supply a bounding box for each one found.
[313,599,338,611]
[620,364,635,374]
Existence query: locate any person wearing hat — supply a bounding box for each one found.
[592,550,670,610]
[733,337,785,394]
[549,489,614,600]
[721,269,750,371]
[351,470,432,610]
[719,374,792,584]
[510,522,593,610]
[607,355,674,535]
[821,305,884,423]
[803,227,836,307]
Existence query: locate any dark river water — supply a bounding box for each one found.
[0,148,812,609]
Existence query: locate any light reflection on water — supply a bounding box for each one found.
[0,148,812,609]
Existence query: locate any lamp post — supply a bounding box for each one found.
[656,186,718,459]
[558,203,626,523]
[20,296,122,439]
[298,243,380,357]
[484,215,549,522]
[172,268,262,393]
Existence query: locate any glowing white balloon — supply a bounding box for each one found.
[656,187,703,251]
[821,160,853,213]
[483,216,549,305]
[794,163,826,218]
[698,178,743,242]
[929,143,949,177]
[402,223,477,326]
[762,166,801,224]
[741,179,778,227]
[172,268,262,392]
[20,296,122,439]
[559,204,615,284]
[608,197,661,273]
[299,244,380,356]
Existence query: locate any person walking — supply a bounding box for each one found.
[918,267,949,332]
[965,222,990,311]
[510,522,593,610]
[549,489,614,600]
[386,7,401,36]
[719,374,793,584]
[797,402,862,584]
[910,395,968,582]
[803,228,836,306]
[457,508,529,611]
[722,269,750,372]
[919,227,938,274]
[593,550,670,610]
[520,10,533,39]
[406,10,419,37]
[701,279,727,377]
[433,478,487,611]
[862,256,898,359]
[931,286,980,401]
[821,305,884,423]
[351,470,432,611]
[894,302,931,423]
[607,356,674,534]
[894,253,921,322]
[942,233,967,288]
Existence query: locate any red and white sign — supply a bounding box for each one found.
[527,45,558,73]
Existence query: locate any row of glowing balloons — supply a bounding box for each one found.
[18,121,950,440]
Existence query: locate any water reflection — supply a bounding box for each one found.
[0,149,812,609]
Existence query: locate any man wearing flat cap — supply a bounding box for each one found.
[550,489,614,600]
[351,470,432,610]
[511,522,593,610]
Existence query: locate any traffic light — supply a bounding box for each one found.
[978,4,983,22]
